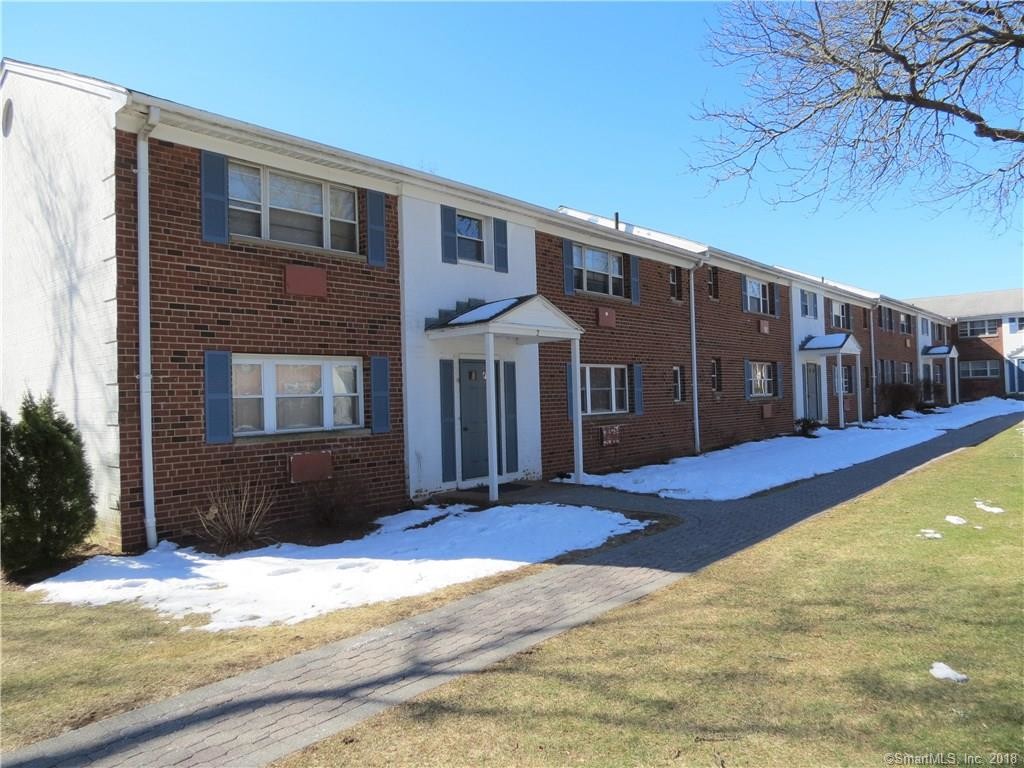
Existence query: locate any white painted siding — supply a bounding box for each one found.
[790,281,828,422]
[399,195,541,498]
[0,66,126,540]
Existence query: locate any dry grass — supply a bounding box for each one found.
[278,426,1024,768]
[0,509,674,751]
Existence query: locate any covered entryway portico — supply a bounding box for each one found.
[922,345,959,404]
[799,333,863,428]
[426,295,585,502]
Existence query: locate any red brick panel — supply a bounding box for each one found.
[955,323,1006,400]
[873,306,921,414]
[115,132,406,550]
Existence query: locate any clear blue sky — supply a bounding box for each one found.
[3,2,1020,298]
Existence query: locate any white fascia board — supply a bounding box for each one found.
[426,322,581,342]
[1,58,129,103]
[708,247,790,285]
[117,93,704,268]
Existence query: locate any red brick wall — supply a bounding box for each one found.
[115,132,406,551]
[955,320,1006,400]
[693,265,794,450]
[873,306,920,414]
[536,232,695,476]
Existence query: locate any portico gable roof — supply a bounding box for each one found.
[425,294,583,344]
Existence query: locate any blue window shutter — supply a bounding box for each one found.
[744,359,752,400]
[367,190,386,268]
[200,151,229,245]
[563,239,575,295]
[439,360,456,482]
[740,276,748,312]
[566,362,575,420]
[493,361,503,476]
[503,361,518,473]
[493,218,508,273]
[772,283,781,318]
[631,364,644,415]
[775,362,784,399]
[370,356,390,434]
[630,255,640,305]
[204,350,233,444]
[440,205,457,264]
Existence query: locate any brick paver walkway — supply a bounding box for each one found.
[4,414,1020,768]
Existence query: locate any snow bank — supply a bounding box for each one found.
[28,503,646,632]
[930,662,968,683]
[568,398,1022,501]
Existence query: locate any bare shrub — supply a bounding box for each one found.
[198,478,274,552]
[302,473,372,531]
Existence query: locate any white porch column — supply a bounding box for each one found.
[484,331,499,502]
[571,336,584,484]
[855,353,863,423]
[835,354,845,429]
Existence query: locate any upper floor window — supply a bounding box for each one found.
[960,360,1000,378]
[800,289,818,319]
[669,266,683,300]
[832,301,851,330]
[745,278,772,315]
[456,213,485,262]
[232,355,363,436]
[878,306,895,331]
[573,244,624,297]
[920,317,931,336]
[580,364,628,414]
[959,319,999,337]
[899,313,912,335]
[934,324,946,342]
[707,266,720,299]
[228,162,358,253]
[1010,316,1024,332]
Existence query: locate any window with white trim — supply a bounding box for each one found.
[228,162,358,253]
[934,365,943,384]
[920,317,931,336]
[669,266,683,300]
[750,361,776,397]
[842,365,853,394]
[745,278,771,314]
[580,365,628,414]
[901,361,913,384]
[960,360,1000,378]
[673,365,686,402]
[959,319,999,337]
[899,313,912,334]
[707,266,720,299]
[934,324,946,342]
[456,212,485,263]
[231,355,363,435]
[832,301,851,330]
[710,357,723,392]
[1010,316,1024,332]
[878,306,895,331]
[572,244,624,297]
[800,289,818,318]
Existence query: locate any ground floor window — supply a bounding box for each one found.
[901,362,913,385]
[581,364,628,415]
[960,360,1000,379]
[749,361,777,398]
[934,365,944,384]
[232,355,363,435]
[842,365,853,394]
[673,365,686,402]
[711,357,723,392]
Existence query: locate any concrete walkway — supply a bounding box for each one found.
[5,414,1020,768]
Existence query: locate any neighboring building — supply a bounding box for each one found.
[908,289,1024,400]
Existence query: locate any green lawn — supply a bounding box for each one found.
[279,425,1024,768]
[0,511,671,752]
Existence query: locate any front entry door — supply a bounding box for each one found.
[459,360,488,480]
[803,363,822,421]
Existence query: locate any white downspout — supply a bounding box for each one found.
[137,106,160,549]
[869,302,878,419]
[688,261,703,454]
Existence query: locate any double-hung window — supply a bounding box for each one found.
[231,355,363,435]
[879,307,895,331]
[900,362,913,384]
[745,278,771,314]
[710,357,723,392]
[920,317,931,336]
[228,162,358,253]
[580,365,628,414]
[841,365,853,395]
[573,244,624,297]
[832,301,850,329]
[673,366,686,402]
[934,365,944,383]
[959,319,999,337]
[707,266,720,299]
[750,361,776,397]
[899,313,912,334]
[456,213,485,262]
[960,360,1000,378]
[800,289,818,319]
[669,267,682,300]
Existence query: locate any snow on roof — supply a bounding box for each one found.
[907,288,1024,319]
[448,297,525,326]
[557,207,707,256]
[923,345,952,355]
[801,333,852,350]
[774,266,881,300]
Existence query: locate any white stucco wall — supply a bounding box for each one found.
[789,280,828,422]
[0,65,125,540]
[399,194,541,497]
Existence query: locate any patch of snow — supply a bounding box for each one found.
[917,530,943,539]
[27,503,646,632]
[802,333,850,350]
[448,298,520,325]
[973,526,984,530]
[564,398,1023,501]
[974,499,1004,514]
[944,515,968,526]
[930,662,968,683]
